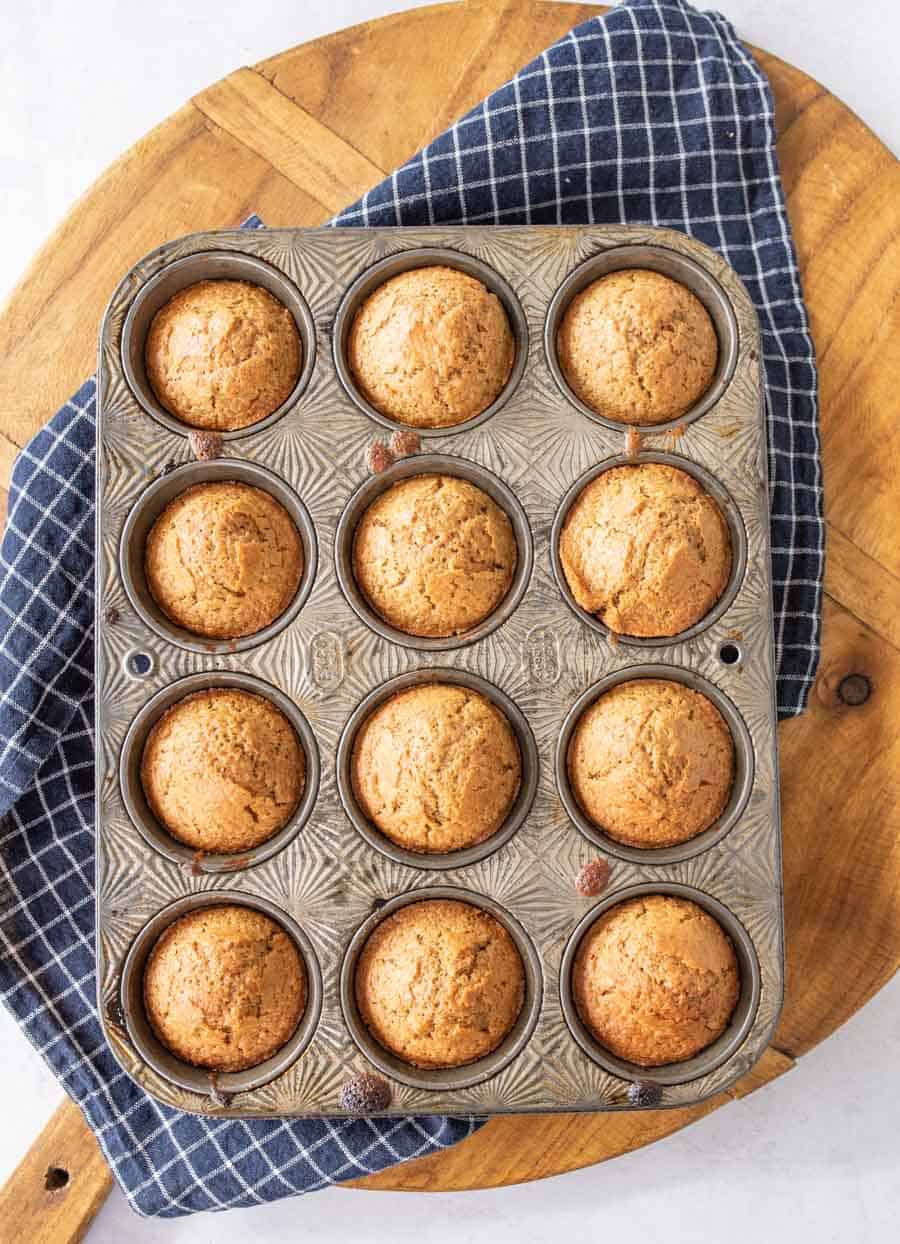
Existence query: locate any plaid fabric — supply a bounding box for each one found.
[0,0,822,1219]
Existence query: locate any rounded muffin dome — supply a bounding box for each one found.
[355,899,524,1068]
[143,905,306,1072]
[351,682,521,853]
[144,481,303,640]
[352,473,517,638]
[347,265,515,428]
[567,679,734,848]
[573,894,739,1066]
[558,462,731,637]
[140,688,306,854]
[145,279,301,431]
[557,269,718,425]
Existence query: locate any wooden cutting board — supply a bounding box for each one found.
[0,2,898,1239]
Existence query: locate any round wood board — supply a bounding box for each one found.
[0,0,898,1230]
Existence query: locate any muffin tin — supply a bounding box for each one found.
[96,225,783,1118]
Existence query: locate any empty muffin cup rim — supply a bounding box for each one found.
[336,667,539,872]
[334,453,534,652]
[119,670,321,874]
[120,249,317,439]
[120,890,323,1098]
[550,450,747,647]
[559,882,761,1089]
[332,246,528,437]
[555,663,755,865]
[118,458,318,656]
[544,243,740,433]
[339,885,543,1092]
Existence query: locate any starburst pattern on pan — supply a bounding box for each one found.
[94,225,783,1118]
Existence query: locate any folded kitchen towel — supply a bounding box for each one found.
[0,0,822,1218]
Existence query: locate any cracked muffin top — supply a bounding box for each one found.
[573,894,739,1066]
[567,679,734,849]
[558,462,731,637]
[355,899,525,1068]
[352,473,517,637]
[145,279,301,431]
[141,688,306,855]
[557,269,718,425]
[350,682,521,854]
[144,481,303,640]
[347,265,515,428]
[143,905,306,1072]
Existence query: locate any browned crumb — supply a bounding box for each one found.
[367,441,394,474]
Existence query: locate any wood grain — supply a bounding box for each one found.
[0,0,896,1225]
[0,1099,112,1244]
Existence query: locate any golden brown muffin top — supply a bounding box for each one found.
[141,688,306,855]
[351,683,521,854]
[557,269,718,425]
[558,463,731,637]
[143,905,306,1072]
[568,680,734,849]
[145,279,301,431]
[145,481,303,640]
[352,474,517,638]
[355,899,525,1068]
[573,895,739,1067]
[347,266,515,428]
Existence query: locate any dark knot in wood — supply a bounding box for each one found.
[837,674,872,706]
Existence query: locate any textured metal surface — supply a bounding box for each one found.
[96,225,783,1119]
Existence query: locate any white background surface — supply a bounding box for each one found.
[1,1,898,1240]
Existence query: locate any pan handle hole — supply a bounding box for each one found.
[124,650,154,679]
[718,642,742,667]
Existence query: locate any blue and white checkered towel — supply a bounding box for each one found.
[0,0,822,1219]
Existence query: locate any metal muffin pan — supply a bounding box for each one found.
[96,224,782,1119]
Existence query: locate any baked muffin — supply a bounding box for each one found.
[573,895,739,1066]
[353,474,517,637]
[558,462,731,637]
[143,905,306,1072]
[557,269,718,425]
[355,899,524,1068]
[141,688,306,854]
[347,266,514,428]
[351,683,521,853]
[145,481,303,639]
[567,680,734,849]
[145,280,301,431]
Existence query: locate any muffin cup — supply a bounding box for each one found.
[119,458,318,655]
[121,249,316,439]
[559,882,761,1090]
[334,453,534,651]
[544,243,739,434]
[336,667,538,871]
[555,664,754,865]
[120,891,323,1098]
[340,885,542,1091]
[332,247,528,437]
[119,671,321,873]
[550,450,747,648]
